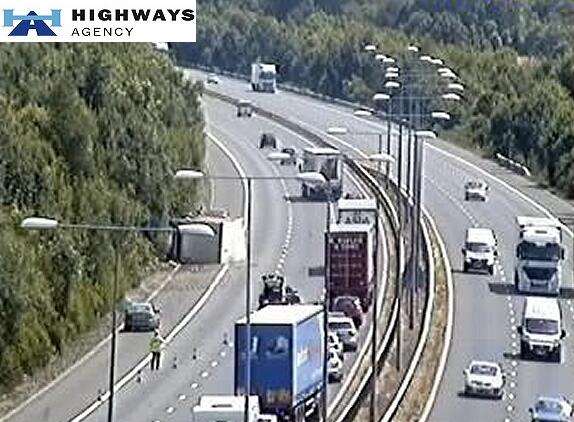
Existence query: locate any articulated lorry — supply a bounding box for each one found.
[326,223,375,310]
[251,63,277,93]
[515,216,564,295]
[235,305,324,422]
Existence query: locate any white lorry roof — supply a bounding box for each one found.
[524,297,561,320]
[521,226,561,243]
[329,223,373,233]
[466,228,496,244]
[237,304,321,325]
[337,198,377,211]
[303,147,340,156]
[516,216,561,230]
[193,395,260,422]
[254,63,276,72]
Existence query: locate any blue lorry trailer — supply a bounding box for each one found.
[235,305,324,422]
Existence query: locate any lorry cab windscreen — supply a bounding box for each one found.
[260,71,275,79]
[524,267,557,281]
[519,242,561,261]
[466,242,490,253]
[526,318,559,335]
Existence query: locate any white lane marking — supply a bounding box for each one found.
[166,406,175,414]
[69,264,229,422]
[191,383,199,389]
[178,394,186,401]
[201,371,209,378]
[211,361,218,368]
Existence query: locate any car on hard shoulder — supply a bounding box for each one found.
[328,315,358,352]
[279,147,297,165]
[464,180,489,201]
[124,302,160,332]
[332,296,364,328]
[259,133,278,149]
[206,73,220,84]
[237,100,253,118]
[529,396,573,421]
[327,349,343,383]
[463,360,505,399]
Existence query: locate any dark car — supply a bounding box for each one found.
[279,147,297,165]
[237,100,253,118]
[124,302,160,332]
[332,296,363,328]
[258,273,301,309]
[259,133,277,149]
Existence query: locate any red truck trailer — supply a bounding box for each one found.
[325,223,375,311]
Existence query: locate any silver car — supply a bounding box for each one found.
[530,396,573,421]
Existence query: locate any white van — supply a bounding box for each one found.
[192,395,277,422]
[518,297,566,362]
[462,228,497,274]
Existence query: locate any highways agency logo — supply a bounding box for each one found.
[4,9,61,37]
[0,1,196,42]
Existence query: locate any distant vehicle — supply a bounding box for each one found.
[327,350,343,383]
[328,315,358,351]
[464,180,489,201]
[461,228,497,274]
[259,133,277,149]
[328,331,344,361]
[462,360,505,399]
[237,100,253,118]
[332,296,363,328]
[192,395,277,422]
[206,73,220,84]
[518,297,566,362]
[327,223,375,311]
[529,396,573,422]
[336,197,377,225]
[515,216,564,295]
[123,302,160,332]
[299,147,343,200]
[251,63,277,93]
[235,305,323,422]
[257,273,301,309]
[279,147,297,165]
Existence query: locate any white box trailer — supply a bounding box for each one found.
[192,395,277,422]
[336,198,377,225]
[251,63,277,93]
[170,213,246,264]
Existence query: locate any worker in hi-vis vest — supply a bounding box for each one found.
[149,329,165,371]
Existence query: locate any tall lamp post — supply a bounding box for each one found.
[174,169,327,422]
[20,218,215,422]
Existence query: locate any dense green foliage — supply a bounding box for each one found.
[173,0,574,197]
[0,44,204,391]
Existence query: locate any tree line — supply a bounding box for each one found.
[0,44,204,392]
[172,0,574,197]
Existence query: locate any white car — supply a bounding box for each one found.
[463,360,505,399]
[328,316,358,351]
[530,396,573,421]
[465,181,489,201]
[327,350,343,383]
[206,73,220,84]
[328,331,344,361]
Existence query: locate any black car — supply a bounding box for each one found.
[124,302,160,332]
[259,133,277,149]
[280,147,297,165]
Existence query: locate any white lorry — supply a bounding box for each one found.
[515,216,564,295]
[251,63,277,93]
[192,395,277,422]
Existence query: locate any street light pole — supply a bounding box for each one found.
[395,118,404,372]
[244,177,253,422]
[323,194,331,422]
[370,204,380,422]
[107,242,120,422]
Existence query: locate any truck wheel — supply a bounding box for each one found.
[514,271,520,291]
[520,340,529,359]
[463,262,468,273]
[302,185,309,198]
[251,83,256,91]
[552,345,562,363]
[488,265,494,275]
